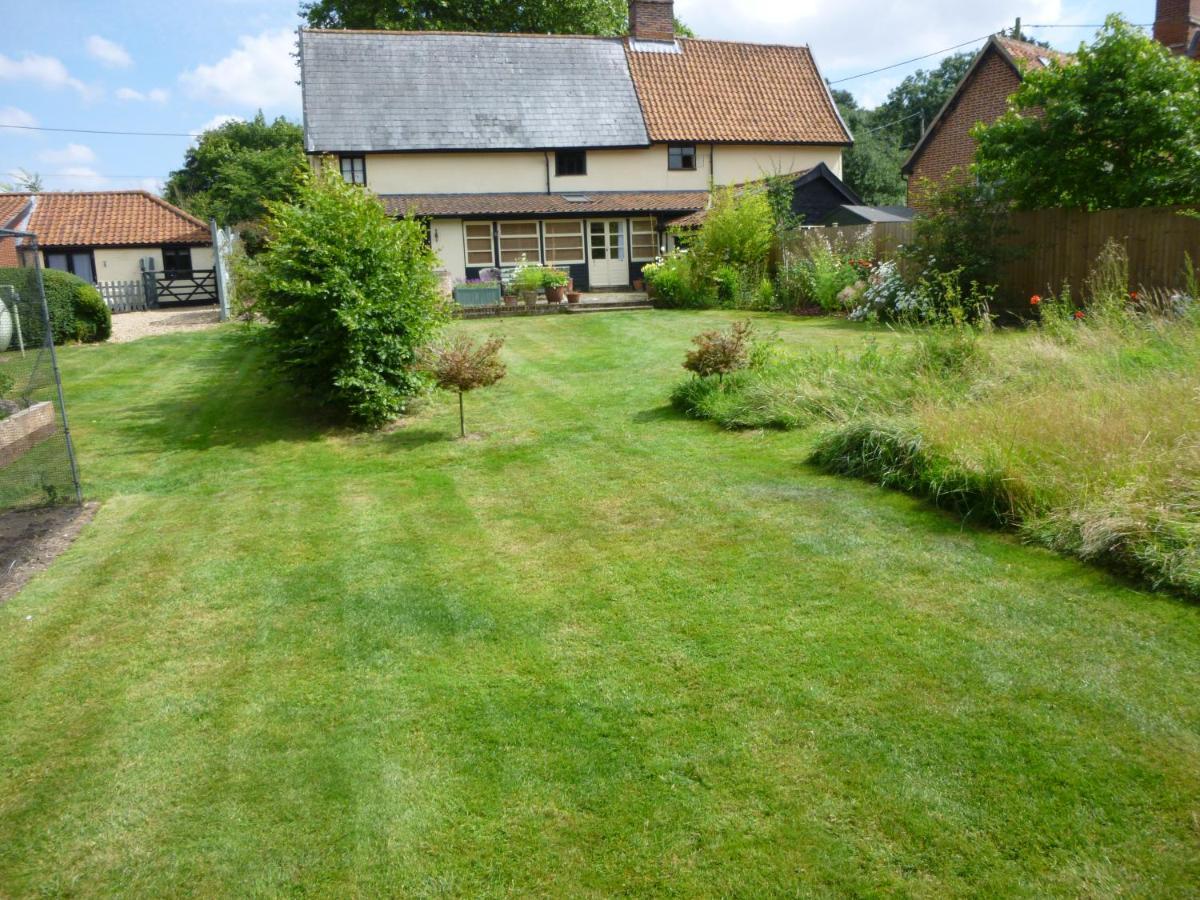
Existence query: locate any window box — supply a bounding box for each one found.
[453,283,503,307]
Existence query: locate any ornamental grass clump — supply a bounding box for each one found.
[237,162,450,427]
[421,334,507,438]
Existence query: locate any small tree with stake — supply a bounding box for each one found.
[684,320,753,385]
[422,335,507,438]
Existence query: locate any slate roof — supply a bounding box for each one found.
[381,190,708,218]
[625,38,852,145]
[300,29,650,153]
[4,192,211,248]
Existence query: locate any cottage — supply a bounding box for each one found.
[298,0,853,290]
[1,191,214,283]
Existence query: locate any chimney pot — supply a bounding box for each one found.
[629,0,676,43]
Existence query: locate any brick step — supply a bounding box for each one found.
[564,302,653,314]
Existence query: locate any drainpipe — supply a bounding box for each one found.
[545,152,551,194]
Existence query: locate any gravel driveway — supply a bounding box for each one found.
[110,307,223,343]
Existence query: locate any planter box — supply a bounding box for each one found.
[0,402,57,468]
[453,284,503,307]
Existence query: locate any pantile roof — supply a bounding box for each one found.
[381,190,708,218]
[6,192,210,248]
[624,38,852,145]
[300,30,650,152]
[0,194,32,230]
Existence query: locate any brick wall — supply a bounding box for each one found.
[629,0,675,42]
[906,48,1022,210]
[1154,0,1200,55]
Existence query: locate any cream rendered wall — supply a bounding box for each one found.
[93,246,214,283]
[94,247,161,283]
[366,153,547,195]
[712,145,843,184]
[430,218,467,281]
[354,144,843,196]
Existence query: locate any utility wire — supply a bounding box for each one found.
[0,123,198,138]
[829,34,993,84]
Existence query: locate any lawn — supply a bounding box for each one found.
[1,311,1198,897]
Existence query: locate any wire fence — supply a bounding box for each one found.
[0,230,83,511]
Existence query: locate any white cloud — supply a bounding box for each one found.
[196,114,244,135]
[0,52,97,99]
[180,29,300,111]
[39,167,109,191]
[38,144,97,167]
[86,35,133,69]
[116,86,170,103]
[0,106,38,135]
[674,0,1065,106]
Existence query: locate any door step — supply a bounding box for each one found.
[564,302,653,314]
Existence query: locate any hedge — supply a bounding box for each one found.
[0,267,112,344]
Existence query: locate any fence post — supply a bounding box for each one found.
[142,270,158,309]
[210,218,230,322]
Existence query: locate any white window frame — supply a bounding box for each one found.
[497,220,542,265]
[630,218,659,262]
[542,220,586,266]
[464,222,496,267]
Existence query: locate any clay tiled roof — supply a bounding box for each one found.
[994,36,1074,71]
[381,190,709,218]
[625,38,852,145]
[0,194,32,230]
[10,191,211,248]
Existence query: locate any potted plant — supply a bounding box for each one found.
[511,264,544,308]
[542,268,570,304]
[633,277,646,292]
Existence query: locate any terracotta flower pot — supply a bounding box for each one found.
[633,278,645,292]
[545,285,567,304]
[566,291,582,304]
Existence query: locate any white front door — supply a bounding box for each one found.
[588,220,628,288]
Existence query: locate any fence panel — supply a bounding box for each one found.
[97,280,149,313]
[784,207,1200,311]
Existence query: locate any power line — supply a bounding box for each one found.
[0,123,198,138]
[863,110,924,135]
[829,34,993,84]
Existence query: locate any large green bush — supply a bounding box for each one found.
[237,163,450,427]
[645,187,777,310]
[0,267,111,344]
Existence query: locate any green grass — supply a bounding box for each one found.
[2,312,1199,897]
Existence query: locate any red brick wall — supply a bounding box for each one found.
[1155,0,1200,55]
[906,48,1022,210]
[629,0,675,42]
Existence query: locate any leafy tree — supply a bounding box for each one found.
[421,335,507,438]
[874,51,975,150]
[1,169,43,192]
[238,162,450,427]
[301,0,691,35]
[833,91,907,206]
[165,113,305,226]
[975,16,1200,211]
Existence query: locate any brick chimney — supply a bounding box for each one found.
[629,0,676,43]
[1154,0,1200,57]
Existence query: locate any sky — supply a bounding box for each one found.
[0,0,1154,195]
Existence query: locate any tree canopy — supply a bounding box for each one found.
[165,113,305,226]
[301,0,690,35]
[974,16,1200,210]
[873,51,975,151]
[833,91,908,207]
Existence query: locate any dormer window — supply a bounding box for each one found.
[556,150,587,177]
[668,144,697,171]
[339,155,367,185]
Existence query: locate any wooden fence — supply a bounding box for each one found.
[782,206,1200,310]
[97,280,150,314]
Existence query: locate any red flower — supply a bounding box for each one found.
[1129,291,1139,301]
[1075,310,1086,320]
[1030,295,1042,306]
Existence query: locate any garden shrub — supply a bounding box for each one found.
[420,334,507,438]
[645,187,777,310]
[0,267,111,344]
[682,320,754,382]
[776,227,873,313]
[237,162,450,427]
